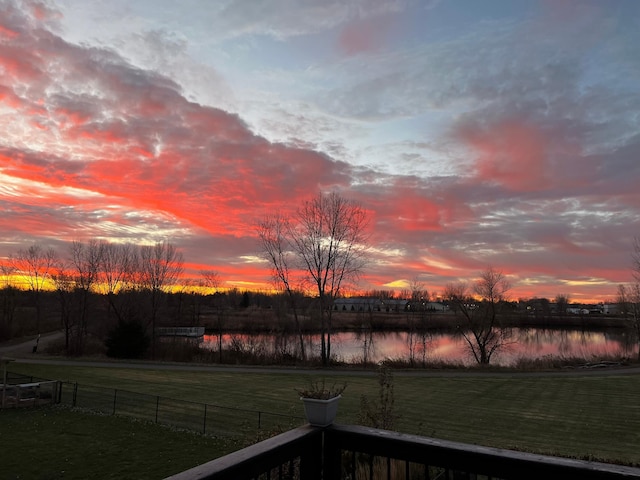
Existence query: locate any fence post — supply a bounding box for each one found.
[155,396,160,423]
[203,404,208,434]
[113,389,118,415]
[258,411,262,429]
[73,382,78,407]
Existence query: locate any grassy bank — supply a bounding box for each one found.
[9,362,640,468]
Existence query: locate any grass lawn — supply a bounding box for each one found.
[0,406,242,480]
[8,363,640,472]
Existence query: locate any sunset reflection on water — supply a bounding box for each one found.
[202,328,634,366]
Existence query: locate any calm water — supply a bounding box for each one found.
[202,328,636,366]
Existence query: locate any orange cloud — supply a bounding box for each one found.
[0,1,635,305]
[0,23,18,39]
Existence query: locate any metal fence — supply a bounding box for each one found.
[5,371,304,437]
[59,382,305,436]
[7,372,305,436]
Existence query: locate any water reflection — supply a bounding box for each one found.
[201,328,637,366]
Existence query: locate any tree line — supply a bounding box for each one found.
[0,240,184,356]
[2,192,639,366]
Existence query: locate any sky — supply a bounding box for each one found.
[1,0,639,303]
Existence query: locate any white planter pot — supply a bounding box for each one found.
[300,395,341,427]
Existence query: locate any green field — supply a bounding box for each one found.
[5,362,640,477]
[0,406,242,480]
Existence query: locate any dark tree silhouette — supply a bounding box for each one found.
[257,192,369,366]
[445,267,512,365]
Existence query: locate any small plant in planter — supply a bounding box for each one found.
[296,380,346,427]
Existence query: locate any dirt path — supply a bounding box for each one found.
[0,330,64,356]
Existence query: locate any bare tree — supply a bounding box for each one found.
[406,278,430,366]
[617,283,640,361]
[618,237,640,361]
[100,242,140,324]
[445,266,511,365]
[200,270,220,292]
[0,261,17,340]
[11,244,57,332]
[139,241,184,358]
[289,192,369,365]
[68,240,103,354]
[409,278,429,309]
[50,265,75,354]
[257,213,306,360]
[409,277,430,313]
[257,192,369,366]
[554,294,571,317]
[200,269,227,362]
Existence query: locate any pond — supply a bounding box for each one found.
[202,327,637,366]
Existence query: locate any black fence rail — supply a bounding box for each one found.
[167,424,640,480]
[56,381,304,437]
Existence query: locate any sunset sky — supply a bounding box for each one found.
[1,0,639,302]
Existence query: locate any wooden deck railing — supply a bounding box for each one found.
[165,425,323,480]
[166,424,640,480]
[324,424,640,480]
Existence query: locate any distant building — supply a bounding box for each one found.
[333,297,409,312]
[382,299,409,312]
[333,297,383,312]
[566,307,590,315]
[333,297,449,313]
[407,301,448,312]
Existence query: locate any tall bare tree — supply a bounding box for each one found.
[617,283,640,361]
[257,213,306,360]
[139,241,184,358]
[100,242,140,324]
[200,269,226,362]
[445,266,511,365]
[0,261,17,340]
[11,244,57,332]
[50,265,75,354]
[617,237,640,361]
[257,192,369,366]
[409,278,429,307]
[290,192,369,365]
[68,240,104,353]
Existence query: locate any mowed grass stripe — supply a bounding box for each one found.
[10,363,640,465]
[401,376,640,463]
